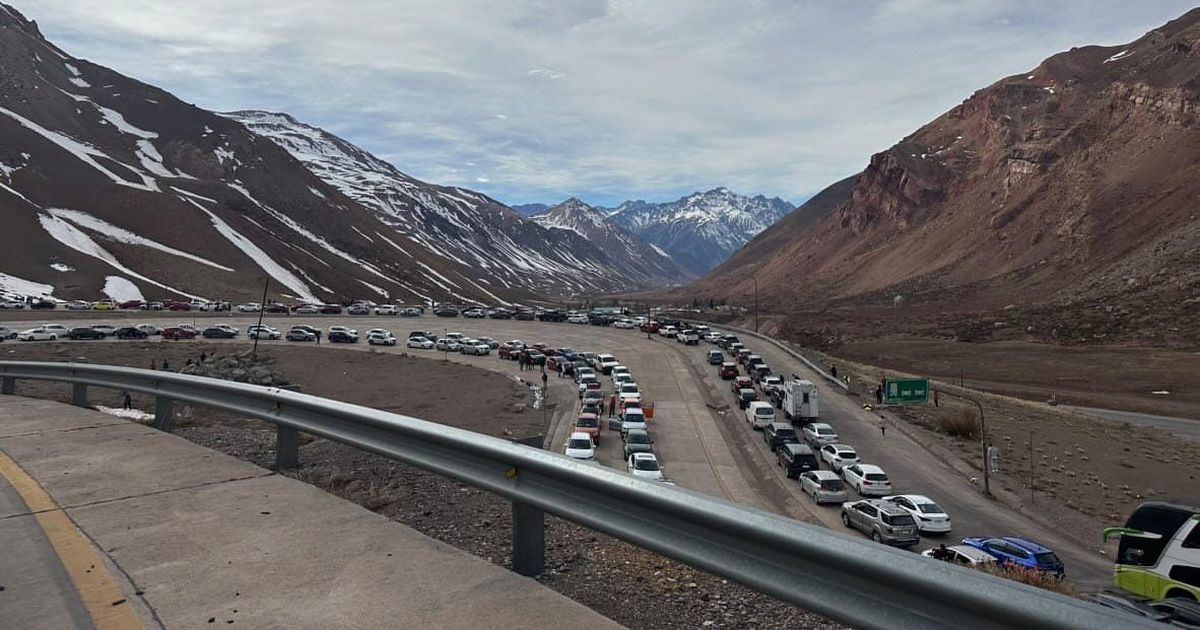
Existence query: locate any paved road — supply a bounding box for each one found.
[1064,405,1200,440]
[0,312,1115,587]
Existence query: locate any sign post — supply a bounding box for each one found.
[882,378,929,406]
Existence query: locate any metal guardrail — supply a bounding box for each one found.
[0,361,1147,629]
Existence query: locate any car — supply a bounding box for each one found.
[488,308,514,320]
[247,325,281,340]
[736,387,758,409]
[704,332,722,343]
[612,318,635,329]
[659,325,677,337]
[90,300,117,310]
[747,401,777,429]
[763,421,799,450]
[574,368,596,385]
[236,302,262,313]
[619,407,647,436]
[580,399,603,418]
[514,309,536,321]
[286,328,318,342]
[293,304,320,314]
[433,305,459,317]
[143,301,165,311]
[622,429,654,458]
[960,537,1065,576]
[18,327,59,341]
[883,495,952,534]
[162,326,197,340]
[90,324,118,336]
[921,545,997,567]
[567,313,589,324]
[796,469,848,505]
[760,375,784,395]
[613,373,635,389]
[627,453,664,481]
[329,330,359,343]
[841,499,920,547]
[201,326,238,339]
[401,306,423,317]
[707,350,725,365]
[476,337,500,349]
[319,304,343,315]
[30,300,57,310]
[135,324,162,336]
[329,325,358,336]
[374,305,399,316]
[0,299,26,309]
[67,327,106,340]
[610,365,632,383]
[0,326,17,340]
[167,301,192,311]
[802,422,838,447]
[432,338,461,351]
[264,303,290,313]
[577,375,601,398]
[521,349,546,366]
[460,341,490,355]
[596,354,620,375]
[346,303,372,315]
[64,300,90,310]
[462,308,486,318]
[564,432,596,460]
[842,464,892,496]
[114,326,148,339]
[819,444,860,472]
[719,362,738,379]
[774,442,818,478]
[617,382,641,404]
[574,413,601,444]
[730,375,752,394]
[407,336,435,349]
[363,332,394,345]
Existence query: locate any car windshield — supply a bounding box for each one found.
[624,413,645,423]
[620,385,638,393]
[839,450,857,459]
[568,438,592,449]
[884,514,916,526]
[576,417,598,428]
[818,428,836,436]
[865,473,889,482]
[917,503,944,514]
[634,458,660,471]
[776,428,796,437]
[1035,551,1061,566]
[627,433,650,444]
[820,479,844,491]
[756,409,775,417]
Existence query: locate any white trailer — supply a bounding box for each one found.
[781,379,819,422]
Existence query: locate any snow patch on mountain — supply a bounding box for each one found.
[102,275,144,302]
[0,271,54,299]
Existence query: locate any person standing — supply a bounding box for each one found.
[874,385,883,405]
[880,422,886,438]
[122,391,132,410]
[161,358,170,371]
[609,394,616,418]
[830,365,838,380]
[987,443,1000,474]
[933,386,940,408]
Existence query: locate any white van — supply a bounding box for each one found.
[746,401,776,429]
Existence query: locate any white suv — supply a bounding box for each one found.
[745,401,776,429]
[564,432,596,460]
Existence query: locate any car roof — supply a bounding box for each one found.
[1001,537,1052,553]
[873,502,908,516]
[894,494,935,504]
[781,443,813,455]
[749,401,773,408]
[809,422,834,430]
[947,545,994,561]
[808,469,838,479]
[828,443,856,451]
[766,421,793,430]
[624,428,648,437]
[631,452,657,461]
[858,464,885,473]
[568,432,592,441]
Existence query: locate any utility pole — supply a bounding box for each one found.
[938,389,990,497]
[253,277,269,356]
[1029,430,1035,504]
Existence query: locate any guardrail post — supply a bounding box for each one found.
[71,382,88,407]
[154,396,174,432]
[275,425,300,469]
[1,376,14,395]
[512,501,545,576]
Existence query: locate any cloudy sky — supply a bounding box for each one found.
[17,1,1196,206]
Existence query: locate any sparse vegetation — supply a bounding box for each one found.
[977,563,1075,597]
[938,408,979,439]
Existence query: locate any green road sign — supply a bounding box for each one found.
[884,378,929,405]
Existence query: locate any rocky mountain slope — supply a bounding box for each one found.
[530,198,689,284]
[0,3,665,305]
[694,10,1200,347]
[511,203,549,217]
[606,188,792,275]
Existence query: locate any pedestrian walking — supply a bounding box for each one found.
[609,394,616,418]
[987,443,1000,474]
[880,422,886,438]
[830,365,838,380]
[933,386,940,408]
[122,391,132,410]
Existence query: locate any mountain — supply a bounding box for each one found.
[0,3,662,305]
[530,198,690,284]
[607,188,793,275]
[697,10,1200,345]
[511,203,550,217]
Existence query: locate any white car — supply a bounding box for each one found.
[564,432,596,460]
[39,324,70,336]
[407,337,434,349]
[613,373,635,388]
[659,326,677,337]
[567,314,589,324]
[374,305,398,316]
[463,308,486,318]
[434,338,461,352]
[65,300,91,310]
[819,444,860,472]
[802,422,838,447]
[329,325,358,336]
[597,354,619,374]
[617,382,641,404]
[842,464,893,497]
[619,407,647,436]
[247,325,281,340]
[18,327,59,341]
[0,299,25,309]
[367,333,396,346]
[236,302,261,312]
[460,341,490,356]
[612,319,635,329]
[883,495,952,534]
[610,365,631,382]
[704,332,722,343]
[135,324,162,336]
[0,326,18,339]
[627,453,664,481]
[921,544,995,566]
[293,304,320,314]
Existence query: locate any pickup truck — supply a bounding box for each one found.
[677,329,700,345]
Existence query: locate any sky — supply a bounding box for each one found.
[15,1,1197,207]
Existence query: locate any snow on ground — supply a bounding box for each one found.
[1104,49,1132,64]
[308,186,326,199]
[170,186,218,204]
[351,225,374,242]
[49,263,74,272]
[46,208,233,271]
[358,279,388,298]
[0,106,157,192]
[102,275,144,302]
[94,406,154,422]
[0,271,54,298]
[94,103,156,139]
[37,212,204,300]
[178,196,319,302]
[0,182,36,206]
[648,243,671,259]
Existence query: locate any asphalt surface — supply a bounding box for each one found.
[0,311,1116,588]
[1064,405,1200,440]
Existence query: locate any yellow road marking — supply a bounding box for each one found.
[0,448,143,629]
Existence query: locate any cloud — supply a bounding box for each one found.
[16,0,1198,205]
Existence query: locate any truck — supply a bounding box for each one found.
[777,379,819,422]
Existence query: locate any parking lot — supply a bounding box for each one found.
[0,310,1112,587]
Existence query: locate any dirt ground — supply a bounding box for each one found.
[0,341,831,629]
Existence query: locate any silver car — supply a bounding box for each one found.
[840,499,919,547]
[799,470,849,504]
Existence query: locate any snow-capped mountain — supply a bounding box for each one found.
[606,188,793,275]
[226,111,649,298]
[531,198,689,284]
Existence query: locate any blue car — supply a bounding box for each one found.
[961,537,1065,576]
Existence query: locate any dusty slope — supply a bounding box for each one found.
[694,10,1200,347]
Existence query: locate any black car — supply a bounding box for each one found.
[201,326,238,339]
[68,327,106,340]
[31,300,57,309]
[114,326,148,339]
[737,388,758,409]
[537,310,567,322]
[328,330,359,343]
[489,308,513,320]
[434,306,459,317]
[777,443,819,478]
[514,310,536,321]
[763,422,800,451]
[291,325,323,340]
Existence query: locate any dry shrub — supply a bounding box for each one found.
[939,409,979,439]
[977,562,1076,596]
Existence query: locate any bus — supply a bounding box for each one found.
[1103,501,1200,601]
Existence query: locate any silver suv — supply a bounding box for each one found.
[840,499,919,547]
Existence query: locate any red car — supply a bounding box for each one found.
[264,303,290,314]
[119,300,144,309]
[719,362,738,380]
[162,326,196,340]
[166,302,191,311]
[574,413,600,444]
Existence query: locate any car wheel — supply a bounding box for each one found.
[872,532,883,544]
[841,512,851,527]
[49,335,57,340]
